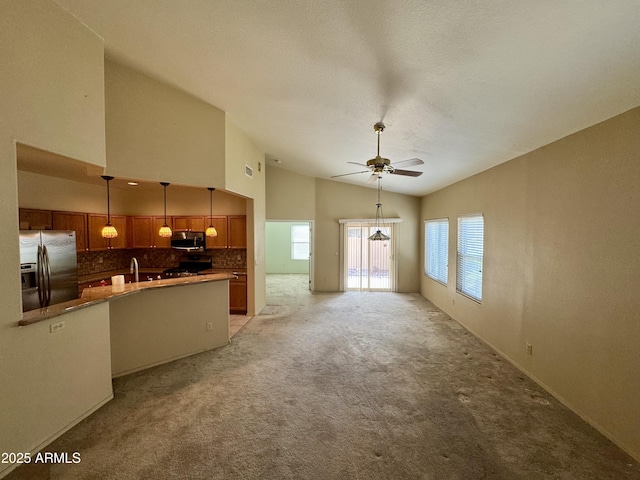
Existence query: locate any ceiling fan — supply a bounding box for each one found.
[332,122,424,184]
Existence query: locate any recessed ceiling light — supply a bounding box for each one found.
[127,181,138,186]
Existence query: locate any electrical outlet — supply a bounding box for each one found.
[206,322,213,331]
[50,321,65,333]
[526,343,533,355]
[98,256,103,264]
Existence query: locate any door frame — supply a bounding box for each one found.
[265,220,314,291]
[338,219,399,292]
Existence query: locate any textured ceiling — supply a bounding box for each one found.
[54,0,640,196]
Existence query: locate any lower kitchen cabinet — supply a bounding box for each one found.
[229,276,247,314]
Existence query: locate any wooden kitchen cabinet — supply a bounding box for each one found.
[110,215,128,249]
[19,208,52,230]
[205,216,228,249]
[52,211,88,252]
[173,216,206,232]
[88,214,128,250]
[228,215,247,248]
[130,216,173,248]
[204,215,246,249]
[229,275,247,314]
[153,217,173,247]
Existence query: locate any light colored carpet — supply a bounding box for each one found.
[42,274,638,479]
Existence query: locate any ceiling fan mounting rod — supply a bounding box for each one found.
[374,122,385,157]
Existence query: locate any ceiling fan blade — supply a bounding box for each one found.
[330,170,370,178]
[367,173,379,184]
[392,157,424,168]
[391,169,423,177]
[347,161,368,167]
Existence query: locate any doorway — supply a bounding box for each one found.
[265,221,313,291]
[343,221,395,291]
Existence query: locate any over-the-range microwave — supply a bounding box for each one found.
[170,231,205,252]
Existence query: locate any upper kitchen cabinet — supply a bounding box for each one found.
[204,216,245,249]
[52,212,88,252]
[105,60,225,188]
[228,216,247,248]
[130,216,173,248]
[205,216,229,250]
[88,214,127,251]
[173,216,206,232]
[18,208,52,230]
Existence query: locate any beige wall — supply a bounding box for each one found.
[110,281,230,377]
[105,59,226,187]
[420,107,640,460]
[266,167,421,293]
[17,171,247,217]
[266,166,316,220]
[0,3,111,476]
[225,118,267,315]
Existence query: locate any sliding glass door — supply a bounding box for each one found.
[344,222,395,291]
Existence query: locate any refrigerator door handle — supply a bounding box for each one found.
[37,245,45,308]
[43,245,52,306]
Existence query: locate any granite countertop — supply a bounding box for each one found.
[79,268,166,284]
[19,272,236,327]
[79,267,246,283]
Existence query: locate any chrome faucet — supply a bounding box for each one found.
[130,257,139,283]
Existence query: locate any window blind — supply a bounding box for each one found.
[456,215,484,302]
[425,219,448,285]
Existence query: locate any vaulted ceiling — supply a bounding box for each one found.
[55,0,640,196]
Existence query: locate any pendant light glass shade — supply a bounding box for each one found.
[206,187,218,238]
[368,177,390,241]
[159,224,172,238]
[159,182,172,238]
[101,223,118,239]
[100,175,118,239]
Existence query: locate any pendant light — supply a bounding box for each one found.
[368,177,390,241]
[100,175,118,239]
[158,182,172,238]
[205,187,218,238]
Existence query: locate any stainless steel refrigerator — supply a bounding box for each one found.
[20,230,78,312]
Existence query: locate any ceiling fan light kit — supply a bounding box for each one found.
[331,122,424,184]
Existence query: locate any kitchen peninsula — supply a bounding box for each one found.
[20,272,235,377]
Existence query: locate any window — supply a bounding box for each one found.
[425,218,448,285]
[456,214,484,302]
[291,224,310,260]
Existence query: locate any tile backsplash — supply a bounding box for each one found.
[78,248,246,276]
